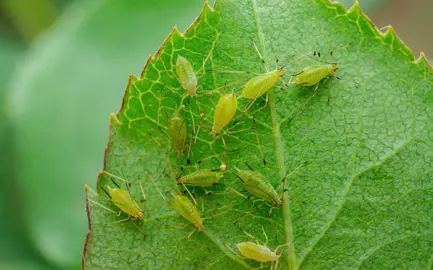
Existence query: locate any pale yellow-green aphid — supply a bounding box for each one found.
[149,174,204,238]
[210,91,238,136]
[99,170,145,220]
[240,68,284,99]
[293,63,338,86]
[175,55,198,97]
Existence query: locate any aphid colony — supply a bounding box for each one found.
[164,50,340,156]
[85,44,346,268]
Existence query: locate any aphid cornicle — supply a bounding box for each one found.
[211,91,238,136]
[167,111,187,156]
[240,68,284,99]
[177,169,223,187]
[175,55,198,97]
[236,242,279,263]
[100,171,145,220]
[171,194,204,231]
[234,168,282,207]
[294,63,338,86]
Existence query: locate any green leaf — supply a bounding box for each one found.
[83,0,433,269]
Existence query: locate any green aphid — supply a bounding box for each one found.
[240,68,284,99]
[294,63,338,86]
[167,111,187,156]
[235,168,282,207]
[172,194,204,231]
[177,169,223,187]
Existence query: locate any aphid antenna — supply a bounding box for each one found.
[251,38,265,64]
[179,181,198,205]
[101,186,112,199]
[244,162,255,171]
[148,173,168,202]
[176,168,186,180]
[102,170,131,186]
[286,81,322,124]
[87,197,119,215]
[138,180,147,203]
[230,168,244,183]
[261,226,269,245]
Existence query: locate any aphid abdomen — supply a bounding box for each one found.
[109,187,144,219]
[236,242,279,262]
[172,195,204,231]
[241,69,283,99]
[167,111,187,156]
[294,63,337,86]
[211,91,238,135]
[175,55,198,97]
[178,170,223,187]
[236,169,281,206]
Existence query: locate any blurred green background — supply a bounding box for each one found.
[0,0,431,269]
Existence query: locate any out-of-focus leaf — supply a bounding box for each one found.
[5,0,207,267]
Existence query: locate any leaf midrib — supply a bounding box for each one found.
[250,0,296,269]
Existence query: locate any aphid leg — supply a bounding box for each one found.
[187,229,197,240]
[148,173,169,202]
[261,226,269,246]
[251,38,265,63]
[179,181,198,205]
[195,40,216,77]
[272,243,290,270]
[286,81,322,124]
[233,202,262,224]
[87,197,119,215]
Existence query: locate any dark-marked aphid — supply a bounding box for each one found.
[211,91,238,136]
[175,55,198,97]
[100,171,145,220]
[167,110,187,156]
[177,169,223,187]
[293,63,338,86]
[234,167,282,207]
[149,174,204,238]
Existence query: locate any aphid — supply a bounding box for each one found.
[210,91,238,136]
[100,171,145,220]
[240,68,284,100]
[234,228,287,269]
[171,194,204,232]
[167,110,187,156]
[177,169,223,187]
[236,242,279,263]
[232,162,307,221]
[175,55,198,97]
[149,174,204,238]
[293,63,338,86]
[234,167,282,207]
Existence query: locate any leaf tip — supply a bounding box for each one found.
[109,112,122,126]
[415,51,433,72]
[203,0,214,12]
[347,0,362,16]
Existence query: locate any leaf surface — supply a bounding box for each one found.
[83,0,433,269]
